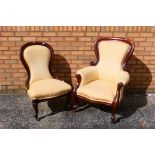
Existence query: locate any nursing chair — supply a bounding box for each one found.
[20,42,72,120]
[73,37,135,123]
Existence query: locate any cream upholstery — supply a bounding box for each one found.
[76,66,98,87]
[76,40,130,103]
[23,44,72,100]
[115,71,130,85]
[28,78,71,100]
[24,45,52,84]
[97,41,130,82]
[77,80,116,103]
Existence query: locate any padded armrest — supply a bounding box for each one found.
[76,66,98,87]
[115,71,130,85]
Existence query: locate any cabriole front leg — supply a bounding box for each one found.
[66,92,72,109]
[111,82,123,123]
[32,99,39,121]
[72,74,81,111]
[111,101,117,123]
[72,91,79,111]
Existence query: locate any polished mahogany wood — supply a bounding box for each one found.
[73,37,135,123]
[20,42,72,120]
[72,74,81,111]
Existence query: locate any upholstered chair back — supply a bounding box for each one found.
[23,45,53,84]
[97,40,130,82]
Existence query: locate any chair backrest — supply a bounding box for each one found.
[94,37,134,82]
[20,42,54,85]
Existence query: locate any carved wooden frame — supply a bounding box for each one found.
[73,37,135,123]
[20,42,72,121]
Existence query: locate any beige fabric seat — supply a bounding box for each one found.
[28,78,71,100]
[77,80,116,103]
[76,66,130,103]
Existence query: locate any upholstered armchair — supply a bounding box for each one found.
[73,37,135,123]
[20,42,72,120]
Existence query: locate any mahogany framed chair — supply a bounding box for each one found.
[73,37,135,123]
[20,42,72,120]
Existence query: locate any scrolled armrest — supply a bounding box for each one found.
[115,71,130,86]
[76,66,98,87]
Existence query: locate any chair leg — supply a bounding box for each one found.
[111,101,117,123]
[32,99,39,121]
[66,92,71,109]
[72,93,79,111]
[111,115,116,123]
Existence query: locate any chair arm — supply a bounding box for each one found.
[115,71,130,85]
[76,66,98,87]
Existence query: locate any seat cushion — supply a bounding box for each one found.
[28,78,71,100]
[77,80,117,104]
